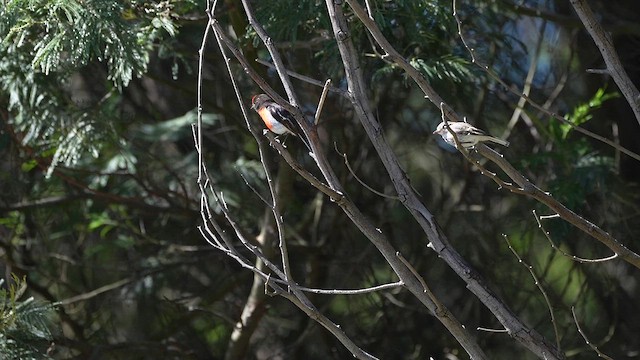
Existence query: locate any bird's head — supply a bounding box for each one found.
[433,122,446,135]
[251,94,271,111]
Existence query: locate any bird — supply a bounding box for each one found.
[433,121,509,149]
[251,94,312,151]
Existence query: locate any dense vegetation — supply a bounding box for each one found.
[1,0,639,359]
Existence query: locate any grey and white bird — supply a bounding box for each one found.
[433,121,509,149]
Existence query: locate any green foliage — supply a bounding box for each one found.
[371,0,472,85]
[408,56,471,83]
[0,276,54,360]
[535,88,619,207]
[1,0,639,359]
[135,110,221,142]
[250,0,330,43]
[251,0,472,86]
[0,0,185,175]
[2,0,182,87]
[554,88,619,140]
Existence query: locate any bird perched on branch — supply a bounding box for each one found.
[433,121,509,149]
[251,94,312,151]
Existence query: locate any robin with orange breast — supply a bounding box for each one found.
[251,94,312,151]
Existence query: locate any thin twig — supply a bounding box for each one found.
[195,16,212,184]
[477,327,508,333]
[585,68,609,75]
[396,252,453,321]
[314,79,332,125]
[364,0,374,20]
[395,253,428,294]
[335,144,399,200]
[211,16,294,286]
[453,0,640,163]
[533,210,619,263]
[570,0,640,125]
[504,234,561,352]
[503,19,547,141]
[475,143,640,269]
[236,168,272,208]
[295,281,404,295]
[58,277,134,305]
[571,306,614,360]
[339,1,559,357]
[256,59,346,96]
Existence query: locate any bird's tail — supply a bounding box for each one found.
[488,137,509,147]
[299,134,313,153]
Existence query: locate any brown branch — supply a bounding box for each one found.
[328,1,491,358]
[342,1,561,358]
[571,307,614,360]
[474,144,640,269]
[503,235,561,352]
[314,79,332,125]
[255,59,346,96]
[453,0,640,163]
[570,0,640,125]
[533,210,619,263]
[201,5,380,359]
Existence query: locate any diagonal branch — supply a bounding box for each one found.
[570,0,640,125]
[201,5,379,360]
[533,210,619,263]
[328,1,491,358]
[453,0,640,163]
[474,143,640,269]
[341,0,562,358]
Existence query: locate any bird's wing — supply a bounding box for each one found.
[269,104,314,151]
[268,104,301,135]
[459,124,487,136]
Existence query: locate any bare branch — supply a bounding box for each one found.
[295,281,404,295]
[314,79,332,125]
[453,0,640,163]
[503,19,547,141]
[340,0,564,357]
[475,144,640,269]
[477,327,508,333]
[256,59,346,96]
[336,145,399,200]
[58,277,134,305]
[210,19,295,286]
[570,0,640,125]
[572,307,614,360]
[504,235,561,352]
[533,210,619,263]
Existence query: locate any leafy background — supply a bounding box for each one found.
[1,0,639,359]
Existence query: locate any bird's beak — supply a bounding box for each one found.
[250,103,256,110]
